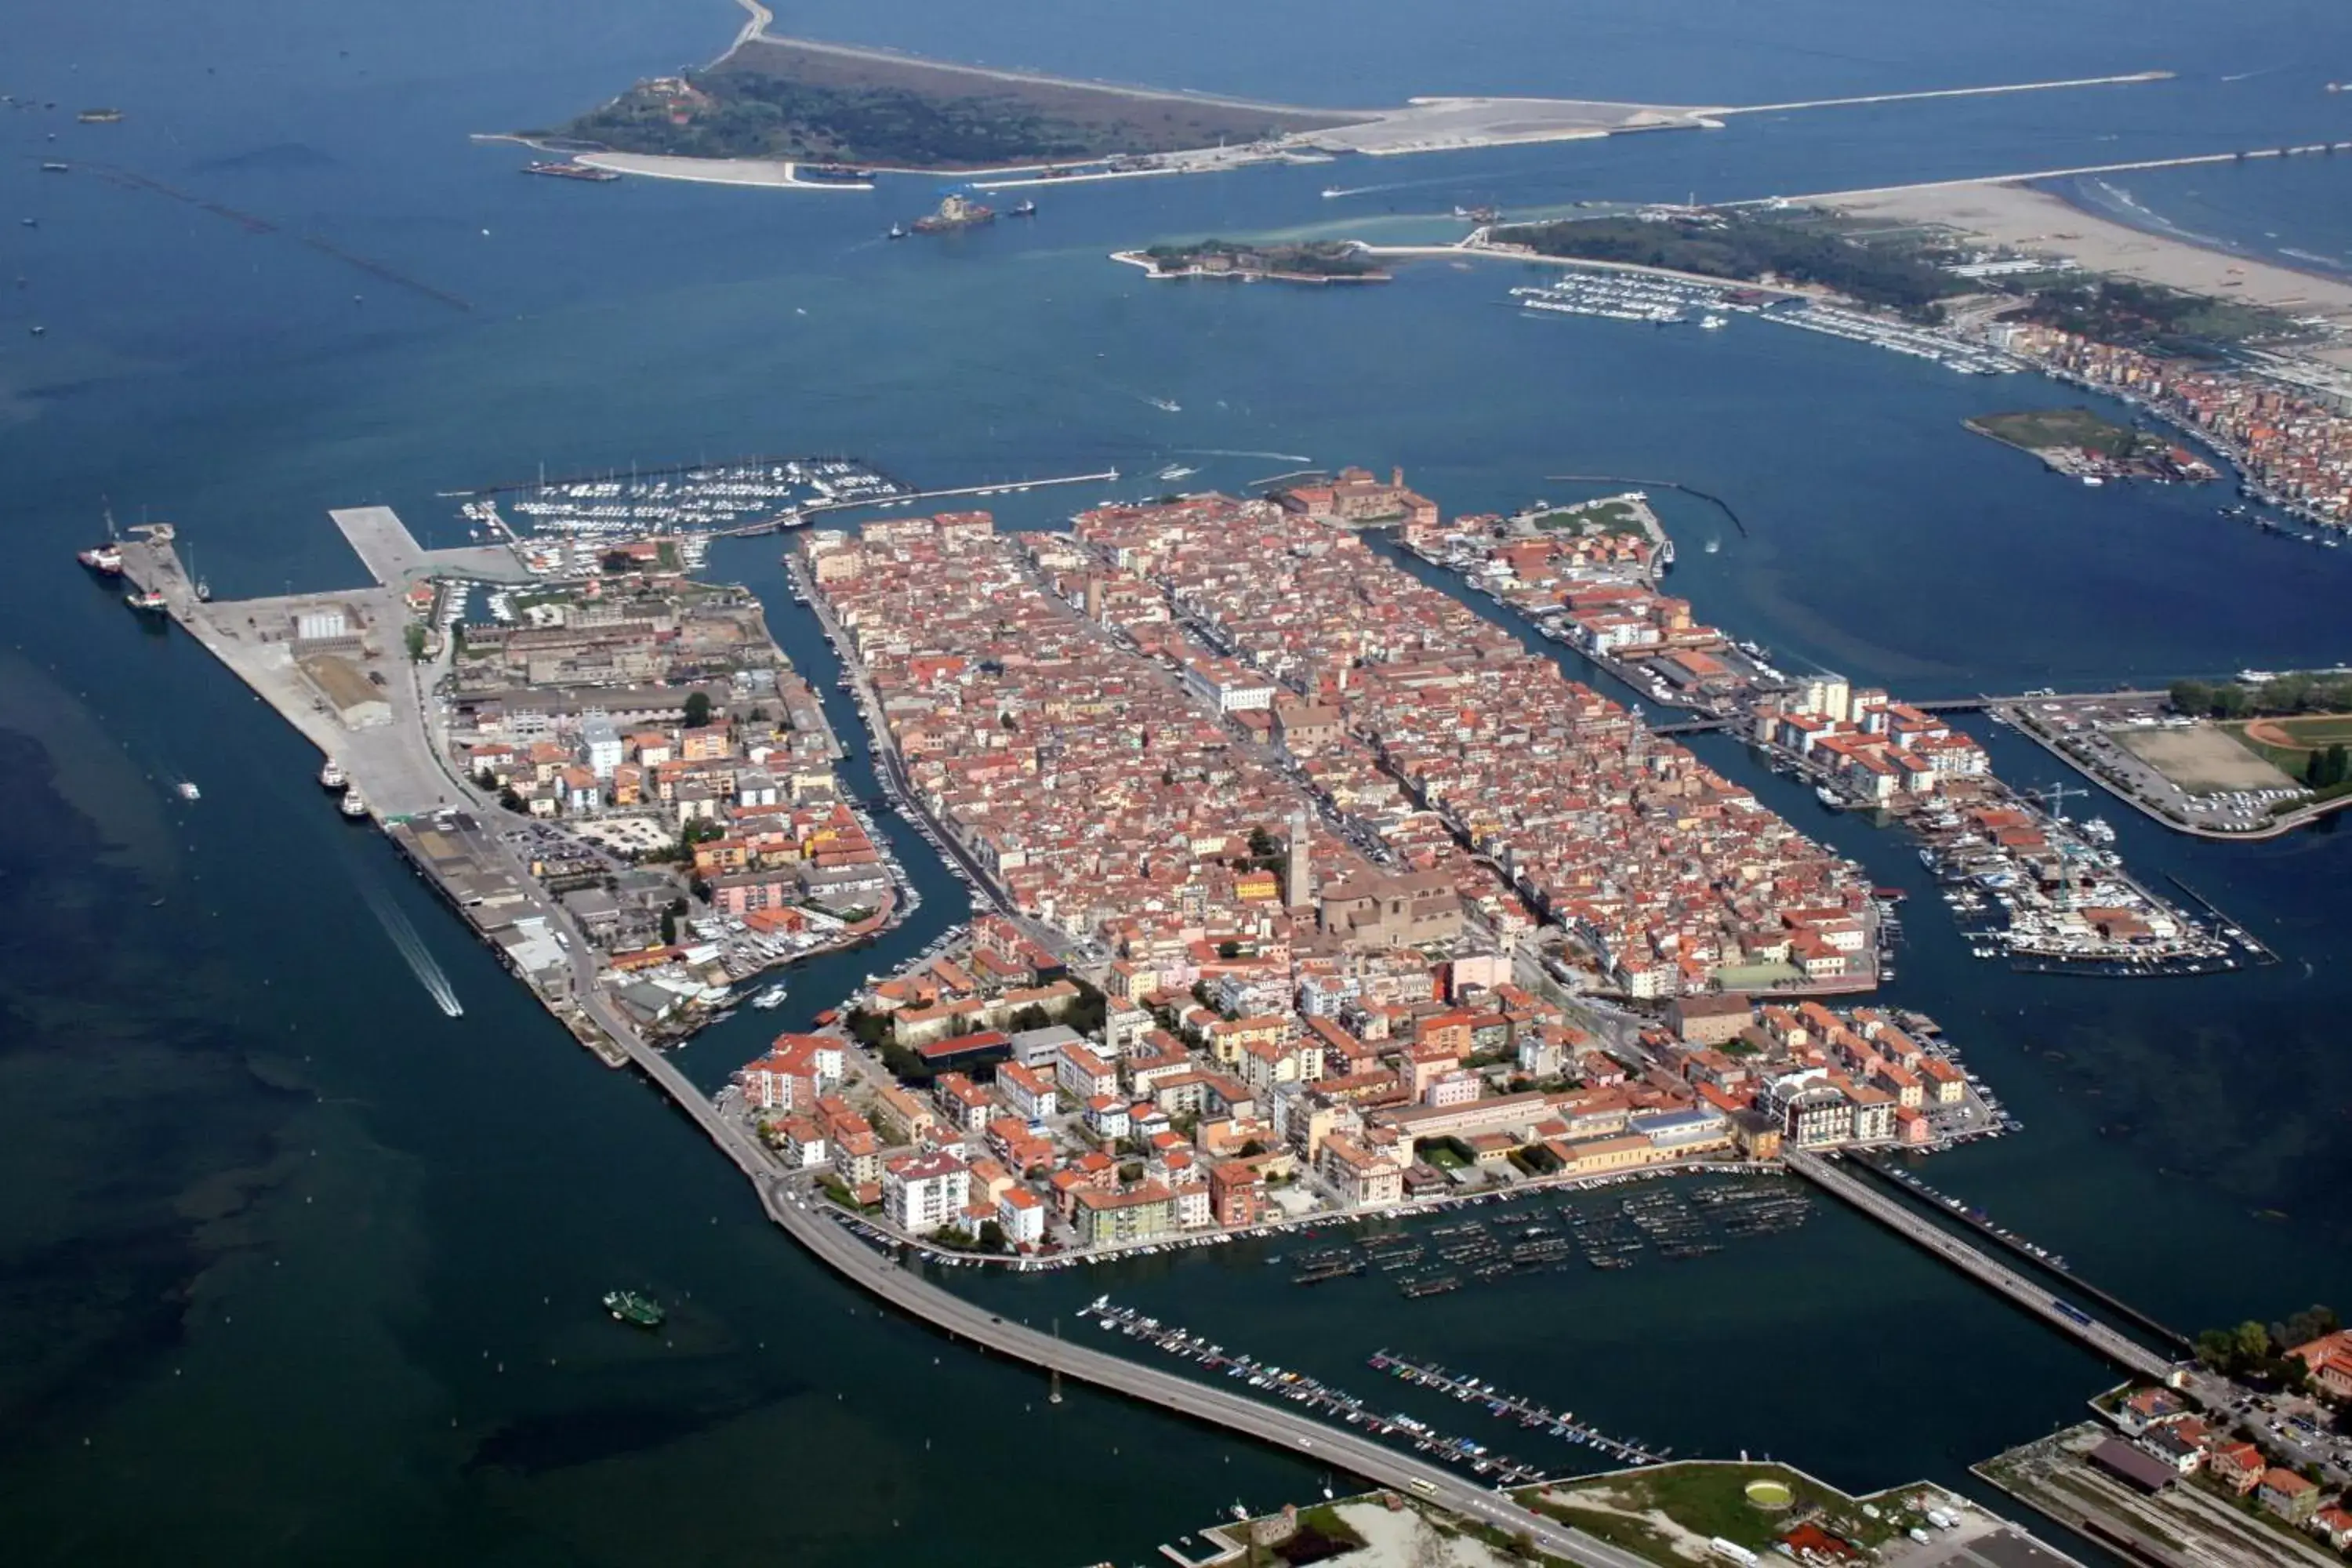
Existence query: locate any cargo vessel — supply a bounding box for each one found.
[911,193,994,234]
[524,161,619,183]
[604,1290,666,1329]
[794,162,873,184]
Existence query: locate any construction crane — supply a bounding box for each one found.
[2030,781,2089,820]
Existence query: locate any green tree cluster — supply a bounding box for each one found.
[1494,213,1963,318]
[2172,671,2352,718]
[2194,1305,2335,1385]
[2307,744,2350,789]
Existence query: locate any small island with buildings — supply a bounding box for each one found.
[1116,238,1392,284]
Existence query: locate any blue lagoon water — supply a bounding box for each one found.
[5,1,2352,1563]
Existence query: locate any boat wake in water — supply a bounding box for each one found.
[366,885,464,1017]
[1175,448,1313,463]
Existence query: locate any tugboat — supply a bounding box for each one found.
[885,222,907,241]
[318,758,348,791]
[124,586,168,614]
[604,1290,666,1330]
[339,789,370,819]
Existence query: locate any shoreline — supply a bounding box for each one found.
[1798,148,2352,328]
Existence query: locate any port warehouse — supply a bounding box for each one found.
[387,815,575,998]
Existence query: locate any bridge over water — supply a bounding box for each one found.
[1787,1151,2178,1382]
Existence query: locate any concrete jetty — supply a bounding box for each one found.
[115,506,539,819]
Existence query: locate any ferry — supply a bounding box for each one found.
[39,162,67,173]
[76,108,124,124]
[318,758,347,790]
[339,789,370,819]
[522,161,619,183]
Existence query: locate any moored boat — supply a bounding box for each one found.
[319,758,347,790]
[339,789,370,818]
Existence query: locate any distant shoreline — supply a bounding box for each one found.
[511,0,2176,186]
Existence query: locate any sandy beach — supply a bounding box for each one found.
[1818,180,2352,326]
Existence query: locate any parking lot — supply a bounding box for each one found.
[2003,698,2310,834]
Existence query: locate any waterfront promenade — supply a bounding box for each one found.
[1787,1152,2176,1381]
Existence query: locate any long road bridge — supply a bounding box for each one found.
[1786,1152,2178,1381]
[600,1016,1651,1568]
[1848,1153,2194,1354]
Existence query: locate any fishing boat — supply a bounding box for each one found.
[603,1290,666,1330]
[176,781,201,801]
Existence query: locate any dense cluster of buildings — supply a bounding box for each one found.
[735,908,1984,1255]
[804,510,1384,951]
[1751,674,1992,807]
[439,555,888,1013]
[1068,494,1876,998]
[1990,321,2352,527]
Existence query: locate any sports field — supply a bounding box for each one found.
[2114,725,2295,795]
[2242,713,2352,752]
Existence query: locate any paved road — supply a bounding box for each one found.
[1788,1152,2176,1381]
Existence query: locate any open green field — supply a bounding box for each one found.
[2242,713,2352,750]
[1531,1462,1908,1555]
[1966,407,2147,455]
[1534,499,1641,535]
